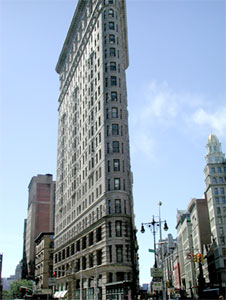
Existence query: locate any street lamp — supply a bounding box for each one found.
[140,202,168,300]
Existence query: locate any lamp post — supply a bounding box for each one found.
[141,202,168,300]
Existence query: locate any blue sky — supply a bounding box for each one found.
[0,0,225,285]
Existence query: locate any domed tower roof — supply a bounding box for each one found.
[205,133,225,164]
[207,133,219,144]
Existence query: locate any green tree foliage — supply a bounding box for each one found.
[2,290,9,299]
[7,279,33,299]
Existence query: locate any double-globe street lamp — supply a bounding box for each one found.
[140,202,168,300]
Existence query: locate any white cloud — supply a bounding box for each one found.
[192,107,226,135]
[130,80,226,158]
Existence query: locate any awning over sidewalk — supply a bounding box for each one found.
[53,290,68,298]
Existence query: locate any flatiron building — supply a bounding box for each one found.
[54,0,139,299]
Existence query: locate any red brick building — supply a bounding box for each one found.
[25,174,55,279]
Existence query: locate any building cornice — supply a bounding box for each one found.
[56,0,128,74]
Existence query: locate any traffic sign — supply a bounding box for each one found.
[48,278,56,286]
[151,268,163,278]
[153,281,162,291]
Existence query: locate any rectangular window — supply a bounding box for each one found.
[222,197,226,204]
[71,244,75,255]
[214,188,218,195]
[82,256,86,270]
[109,34,115,44]
[109,22,115,30]
[216,197,220,204]
[112,141,119,152]
[111,76,117,86]
[112,107,118,118]
[89,232,94,246]
[219,227,224,235]
[108,200,112,214]
[218,217,222,224]
[107,160,110,172]
[126,245,130,261]
[110,61,116,71]
[115,221,122,237]
[112,124,119,135]
[96,226,102,242]
[114,178,120,190]
[110,48,116,57]
[97,249,102,265]
[113,159,120,171]
[108,221,112,237]
[89,254,94,268]
[111,91,117,101]
[218,167,222,173]
[108,178,110,190]
[82,236,86,250]
[220,187,225,194]
[76,240,80,252]
[210,167,216,173]
[125,222,129,236]
[219,177,223,183]
[108,245,112,262]
[115,199,121,213]
[220,236,225,245]
[116,245,123,262]
[217,207,221,215]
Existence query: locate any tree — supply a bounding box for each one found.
[7,279,33,299]
[2,290,9,299]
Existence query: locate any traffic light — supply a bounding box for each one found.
[193,253,197,262]
[197,253,203,263]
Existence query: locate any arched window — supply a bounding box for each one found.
[109,9,114,18]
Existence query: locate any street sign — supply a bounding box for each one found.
[153,282,162,291]
[151,268,163,278]
[148,249,155,253]
[48,278,56,286]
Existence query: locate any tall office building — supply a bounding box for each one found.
[25,174,55,279]
[54,0,138,299]
[204,133,226,290]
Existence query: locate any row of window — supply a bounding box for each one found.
[106,91,120,102]
[215,197,226,204]
[107,177,126,191]
[105,75,120,87]
[107,159,124,172]
[55,226,102,263]
[211,177,226,184]
[214,187,225,196]
[106,106,122,118]
[216,206,226,215]
[105,61,120,73]
[106,124,123,136]
[104,47,119,58]
[104,34,119,46]
[107,141,124,153]
[107,220,130,238]
[210,166,226,174]
[217,216,226,225]
[55,249,103,278]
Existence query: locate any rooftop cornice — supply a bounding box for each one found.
[56,0,128,75]
[56,0,86,74]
